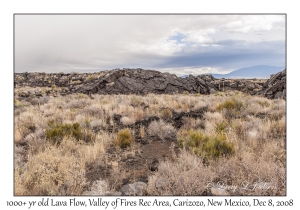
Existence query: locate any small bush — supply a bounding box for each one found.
[217,100,236,110]
[160,108,172,120]
[121,116,135,126]
[215,121,227,134]
[116,129,134,148]
[148,120,175,141]
[90,119,103,129]
[14,98,25,108]
[46,123,82,145]
[130,96,143,107]
[24,123,36,133]
[178,129,235,160]
[66,100,90,109]
[216,99,244,118]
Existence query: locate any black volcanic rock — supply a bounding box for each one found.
[15,68,286,100]
[79,69,217,95]
[262,69,286,99]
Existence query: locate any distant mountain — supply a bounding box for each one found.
[211,65,285,79]
[180,75,189,78]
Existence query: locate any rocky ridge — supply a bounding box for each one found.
[263,69,286,99]
[14,68,286,99]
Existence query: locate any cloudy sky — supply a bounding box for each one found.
[15,15,285,76]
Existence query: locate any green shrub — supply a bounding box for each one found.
[160,108,172,120]
[45,122,82,145]
[217,99,236,111]
[215,121,227,134]
[178,129,235,160]
[116,129,134,148]
[216,98,244,118]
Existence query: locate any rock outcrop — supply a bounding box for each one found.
[79,69,272,96]
[14,68,286,99]
[80,69,217,95]
[262,69,286,99]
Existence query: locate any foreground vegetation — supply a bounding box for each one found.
[14,87,286,195]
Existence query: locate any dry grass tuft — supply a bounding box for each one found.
[148,120,175,141]
[116,129,134,148]
[147,150,214,195]
[14,89,286,196]
[121,116,135,126]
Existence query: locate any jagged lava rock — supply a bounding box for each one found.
[80,69,216,95]
[15,68,285,99]
[262,69,286,100]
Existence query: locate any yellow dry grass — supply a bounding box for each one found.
[14,88,286,195]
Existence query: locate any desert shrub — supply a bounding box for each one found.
[134,109,145,121]
[178,129,235,160]
[147,150,215,195]
[160,108,172,120]
[214,91,225,97]
[204,112,224,122]
[116,129,134,148]
[215,121,227,134]
[130,96,143,107]
[81,106,103,117]
[51,84,56,91]
[212,152,286,196]
[181,117,204,130]
[24,123,36,133]
[216,98,244,118]
[81,128,95,143]
[29,98,40,105]
[90,119,103,129]
[18,147,86,196]
[148,120,175,141]
[269,119,286,139]
[120,116,135,126]
[77,93,88,99]
[258,100,270,108]
[45,123,82,145]
[14,98,26,108]
[193,101,207,112]
[66,100,90,109]
[217,99,235,110]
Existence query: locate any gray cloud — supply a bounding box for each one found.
[15,14,285,74]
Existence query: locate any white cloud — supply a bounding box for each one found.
[223,15,285,33]
[15,15,285,73]
[158,66,230,77]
